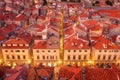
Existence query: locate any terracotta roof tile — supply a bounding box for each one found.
[93,36,119,49]
[82,19,99,29]
[33,41,47,49]
[64,35,89,49]
[14,13,27,21]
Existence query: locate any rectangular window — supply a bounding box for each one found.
[56,56,57,59]
[6,55,9,59]
[68,55,70,60]
[12,55,15,59]
[23,55,26,59]
[50,56,52,59]
[108,55,111,60]
[98,55,100,60]
[53,56,54,60]
[17,55,20,59]
[103,55,106,60]
[113,55,117,60]
[37,56,39,59]
[78,55,81,60]
[47,56,49,60]
[73,55,76,60]
[43,56,45,59]
[84,55,86,60]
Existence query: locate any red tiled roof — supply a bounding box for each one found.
[90,24,103,31]
[36,69,50,78]
[69,16,76,21]
[109,13,120,19]
[93,36,119,49]
[76,26,86,32]
[0,31,6,41]
[0,14,4,20]
[64,34,89,49]
[14,13,27,21]
[50,27,59,32]
[82,19,99,29]
[35,25,46,32]
[1,27,12,34]
[17,33,33,43]
[79,13,88,18]
[33,41,47,49]
[64,27,74,36]
[59,66,82,80]
[3,38,29,44]
[5,70,22,80]
[109,24,118,29]
[50,18,60,23]
[63,22,72,29]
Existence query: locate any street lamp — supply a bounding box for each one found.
[27,60,31,64]
[0,59,2,65]
[88,60,94,67]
